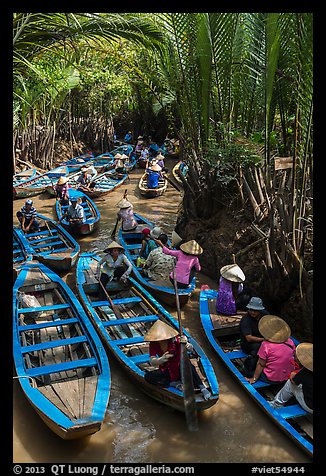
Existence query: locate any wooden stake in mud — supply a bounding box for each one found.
[111,189,128,238]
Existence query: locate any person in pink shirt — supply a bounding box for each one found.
[246,314,296,385]
[154,238,203,288]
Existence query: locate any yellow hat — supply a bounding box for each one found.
[220,264,245,283]
[114,153,122,159]
[296,343,313,371]
[104,240,124,252]
[258,315,291,343]
[57,176,69,185]
[144,320,179,341]
[180,240,203,255]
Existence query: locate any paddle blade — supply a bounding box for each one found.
[180,345,199,432]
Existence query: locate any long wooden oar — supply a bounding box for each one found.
[89,266,133,338]
[172,268,198,432]
[163,173,181,193]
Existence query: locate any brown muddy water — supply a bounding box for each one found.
[13,159,310,464]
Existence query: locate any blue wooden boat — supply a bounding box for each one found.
[76,252,219,413]
[118,213,196,307]
[138,171,168,198]
[14,214,80,272]
[172,160,188,185]
[13,262,111,439]
[199,289,313,457]
[13,227,32,279]
[58,153,95,173]
[13,168,41,187]
[13,166,69,199]
[56,188,100,235]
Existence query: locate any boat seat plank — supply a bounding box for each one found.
[111,336,145,346]
[18,317,78,332]
[227,350,248,359]
[102,315,158,327]
[42,246,70,255]
[125,244,142,250]
[26,230,53,238]
[112,297,142,305]
[33,240,63,249]
[28,234,59,244]
[21,335,87,353]
[18,303,71,314]
[129,353,150,364]
[252,380,271,389]
[277,404,309,419]
[26,357,97,377]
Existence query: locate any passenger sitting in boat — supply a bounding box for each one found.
[153,153,168,173]
[59,196,86,225]
[139,145,150,163]
[147,137,159,158]
[16,199,40,233]
[216,264,246,316]
[135,136,144,157]
[76,166,95,191]
[269,343,313,414]
[113,153,126,175]
[246,315,296,385]
[142,233,176,281]
[96,241,133,300]
[239,296,269,375]
[116,197,138,232]
[146,163,162,189]
[154,238,202,289]
[54,176,70,205]
[124,130,133,143]
[144,320,211,400]
[139,227,161,260]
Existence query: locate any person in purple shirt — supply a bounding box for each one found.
[216,263,246,315]
[154,238,203,288]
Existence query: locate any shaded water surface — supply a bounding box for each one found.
[13,159,309,463]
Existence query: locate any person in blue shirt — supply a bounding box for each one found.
[16,199,40,233]
[147,163,162,189]
[124,131,133,143]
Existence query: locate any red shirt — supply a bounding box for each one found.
[149,336,181,381]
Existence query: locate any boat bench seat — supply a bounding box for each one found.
[129,353,150,364]
[17,303,71,314]
[26,230,54,238]
[18,317,79,332]
[277,404,308,419]
[33,240,63,249]
[125,244,142,250]
[102,315,158,327]
[42,246,70,255]
[21,335,87,353]
[91,297,142,308]
[28,233,59,244]
[227,350,248,359]
[14,256,25,263]
[26,357,98,377]
[111,336,145,347]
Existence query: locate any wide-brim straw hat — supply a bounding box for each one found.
[58,176,69,185]
[150,226,162,239]
[77,158,86,163]
[150,163,162,172]
[171,230,182,247]
[104,240,124,252]
[117,198,132,209]
[120,154,129,160]
[296,343,313,371]
[258,315,291,343]
[114,153,122,159]
[180,240,203,255]
[156,153,165,160]
[220,264,245,283]
[144,320,179,342]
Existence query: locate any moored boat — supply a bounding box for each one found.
[13,227,32,278]
[13,166,69,199]
[14,214,80,272]
[118,213,196,307]
[76,252,219,413]
[13,168,41,187]
[13,262,111,439]
[56,188,100,235]
[199,288,313,457]
[172,160,188,185]
[138,172,168,198]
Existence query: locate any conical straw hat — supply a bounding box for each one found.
[150,163,162,172]
[220,264,245,283]
[120,154,129,160]
[117,198,132,208]
[104,240,124,252]
[144,320,179,342]
[258,315,291,343]
[180,240,203,255]
[296,343,313,371]
[171,230,182,247]
[58,176,69,185]
[114,153,122,159]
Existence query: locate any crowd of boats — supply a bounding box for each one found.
[12,141,312,458]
